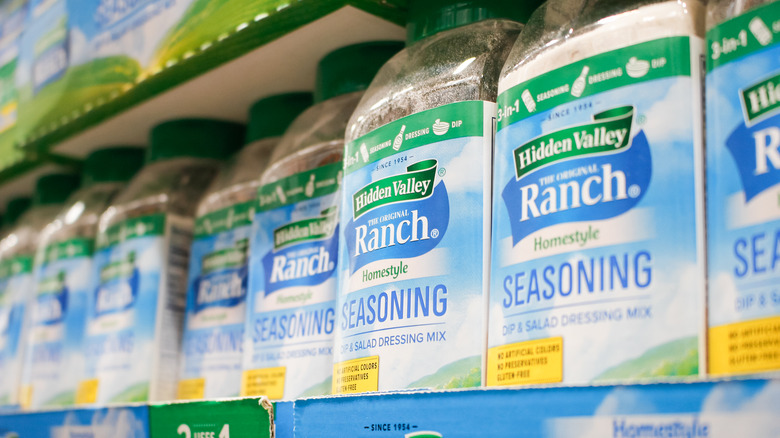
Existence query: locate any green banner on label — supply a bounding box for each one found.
[352,159,438,218]
[149,397,273,438]
[344,100,485,174]
[740,71,780,123]
[37,272,65,296]
[273,207,338,250]
[498,37,691,129]
[0,254,33,279]
[98,213,167,249]
[195,201,255,238]
[708,1,780,71]
[202,241,249,274]
[513,106,634,179]
[100,252,135,283]
[257,162,342,212]
[42,237,94,264]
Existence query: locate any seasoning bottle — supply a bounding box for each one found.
[81,119,245,404]
[177,93,312,400]
[21,147,144,409]
[490,0,705,386]
[335,0,537,393]
[0,174,81,407]
[243,42,402,400]
[705,0,780,376]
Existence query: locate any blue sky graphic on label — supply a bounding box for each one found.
[0,304,23,354]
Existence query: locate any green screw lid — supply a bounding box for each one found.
[407,0,539,44]
[33,173,81,206]
[246,92,314,143]
[148,119,247,164]
[315,41,404,103]
[83,147,146,186]
[4,197,31,227]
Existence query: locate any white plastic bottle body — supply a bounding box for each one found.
[705,0,780,376]
[490,0,707,386]
[335,19,523,393]
[83,158,220,404]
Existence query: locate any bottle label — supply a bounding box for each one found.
[490,35,704,385]
[178,201,253,400]
[0,254,33,405]
[335,100,494,392]
[22,238,93,409]
[707,2,780,376]
[243,162,341,400]
[82,213,192,404]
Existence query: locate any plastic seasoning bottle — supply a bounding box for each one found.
[243,42,402,400]
[705,0,780,376]
[82,119,245,404]
[20,147,144,410]
[334,0,536,394]
[0,174,80,407]
[490,0,705,386]
[177,93,312,400]
[0,196,31,406]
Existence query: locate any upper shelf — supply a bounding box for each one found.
[0,0,406,205]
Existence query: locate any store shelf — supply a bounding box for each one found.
[0,379,778,437]
[295,378,780,437]
[0,0,405,207]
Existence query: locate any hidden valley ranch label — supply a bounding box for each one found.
[706,2,780,376]
[490,36,704,385]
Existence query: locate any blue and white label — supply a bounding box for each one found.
[706,1,780,375]
[243,163,341,400]
[83,213,192,404]
[179,202,252,399]
[335,100,494,393]
[490,35,705,385]
[22,238,93,409]
[0,255,33,405]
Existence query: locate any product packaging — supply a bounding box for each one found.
[706,0,780,376]
[81,119,244,404]
[0,0,27,163]
[489,0,706,385]
[334,0,533,393]
[15,0,68,140]
[242,42,401,400]
[177,93,312,400]
[20,147,144,409]
[0,173,80,406]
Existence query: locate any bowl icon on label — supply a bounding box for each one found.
[432,119,449,135]
[626,57,650,78]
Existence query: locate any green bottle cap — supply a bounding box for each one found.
[407,0,539,43]
[4,197,31,227]
[148,119,247,164]
[315,41,404,103]
[33,173,81,206]
[246,92,314,143]
[83,147,146,186]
